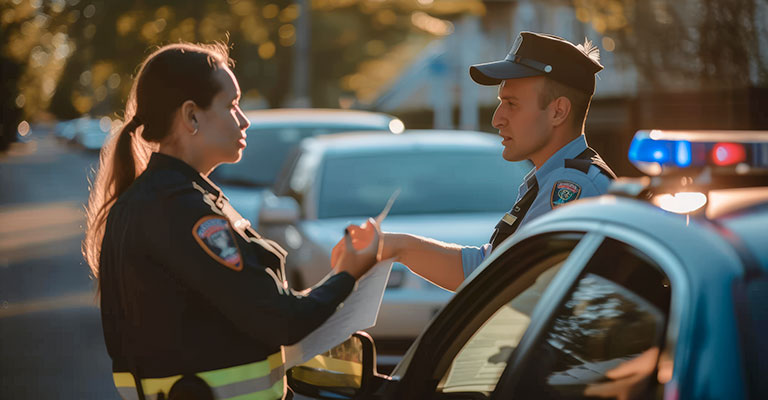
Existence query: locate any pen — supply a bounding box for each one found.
[375,188,401,225]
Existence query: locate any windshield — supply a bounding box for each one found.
[212,126,388,187]
[318,151,529,218]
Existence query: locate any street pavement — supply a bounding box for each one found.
[0,130,119,399]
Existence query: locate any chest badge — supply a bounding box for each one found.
[550,180,582,208]
[192,216,243,271]
[501,212,518,226]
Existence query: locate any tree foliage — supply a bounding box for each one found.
[1,0,470,131]
[572,0,767,90]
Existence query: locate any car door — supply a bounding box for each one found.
[490,236,674,400]
[382,228,682,400]
[380,232,590,399]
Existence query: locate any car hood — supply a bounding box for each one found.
[300,213,501,253]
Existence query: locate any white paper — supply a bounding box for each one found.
[284,258,394,369]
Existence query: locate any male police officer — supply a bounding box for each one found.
[337,31,616,291]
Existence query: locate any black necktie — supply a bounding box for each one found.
[489,176,539,251]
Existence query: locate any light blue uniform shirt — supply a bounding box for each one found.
[461,135,613,278]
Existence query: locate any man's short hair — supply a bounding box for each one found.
[538,77,593,131]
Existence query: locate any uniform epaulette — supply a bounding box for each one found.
[565,147,617,179]
[564,158,592,174]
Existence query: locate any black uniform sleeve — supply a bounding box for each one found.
[148,188,356,348]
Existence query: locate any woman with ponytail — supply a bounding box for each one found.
[84,42,381,400]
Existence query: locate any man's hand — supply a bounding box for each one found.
[332,219,384,266]
[331,218,382,280]
[582,347,659,400]
[332,224,465,291]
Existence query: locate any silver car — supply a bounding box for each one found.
[257,130,531,347]
[212,108,404,222]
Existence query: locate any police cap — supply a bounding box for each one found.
[469,31,604,94]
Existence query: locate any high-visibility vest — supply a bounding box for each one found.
[112,352,284,400]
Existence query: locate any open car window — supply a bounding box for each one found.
[407,233,595,397]
[437,255,565,394]
[504,238,672,400]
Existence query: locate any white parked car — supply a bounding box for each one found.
[256,130,531,352]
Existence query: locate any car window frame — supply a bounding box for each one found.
[272,147,302,197]
[488,221,692,400]
[303,151,325,220]
[274,143,324,220]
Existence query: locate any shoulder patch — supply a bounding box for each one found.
[550,180,582,208]
[192,216,243,271]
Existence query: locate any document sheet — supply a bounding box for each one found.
[284,258,394,369]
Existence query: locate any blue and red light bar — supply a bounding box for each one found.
[628,130,768,176]
[711,142,747,166]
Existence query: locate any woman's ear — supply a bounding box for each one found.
[550,96,572,128]
[180,100,198,134]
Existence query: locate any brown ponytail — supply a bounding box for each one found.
[112,117,142,199]
[83,42,232,287]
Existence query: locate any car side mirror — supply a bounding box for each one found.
[259,192,300,224]
[287,331,380,399]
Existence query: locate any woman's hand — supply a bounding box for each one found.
[331,218,382,280]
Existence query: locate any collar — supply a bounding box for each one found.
[516,166,538,199]
[533,135,588,184]
[146,152,224,200]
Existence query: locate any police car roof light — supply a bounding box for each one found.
[711,142,746,166]
[629,130,768,176]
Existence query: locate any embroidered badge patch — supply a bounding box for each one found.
[551,180,582,208]
[192,216,242,271]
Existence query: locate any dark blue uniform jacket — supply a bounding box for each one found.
[100,152,354,378]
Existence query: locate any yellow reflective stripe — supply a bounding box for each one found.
[224,380,284,400]
[111,351,284,397]
[208,367,284,399]
[113,371,181,393]
[199,357,273,387]
[113,372,135,387]
[290,365,361,388]
[267,352,283,370]
[301,355,362,376]
[141,375,182,395]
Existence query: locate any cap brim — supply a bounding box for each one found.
[469,60,544,85]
